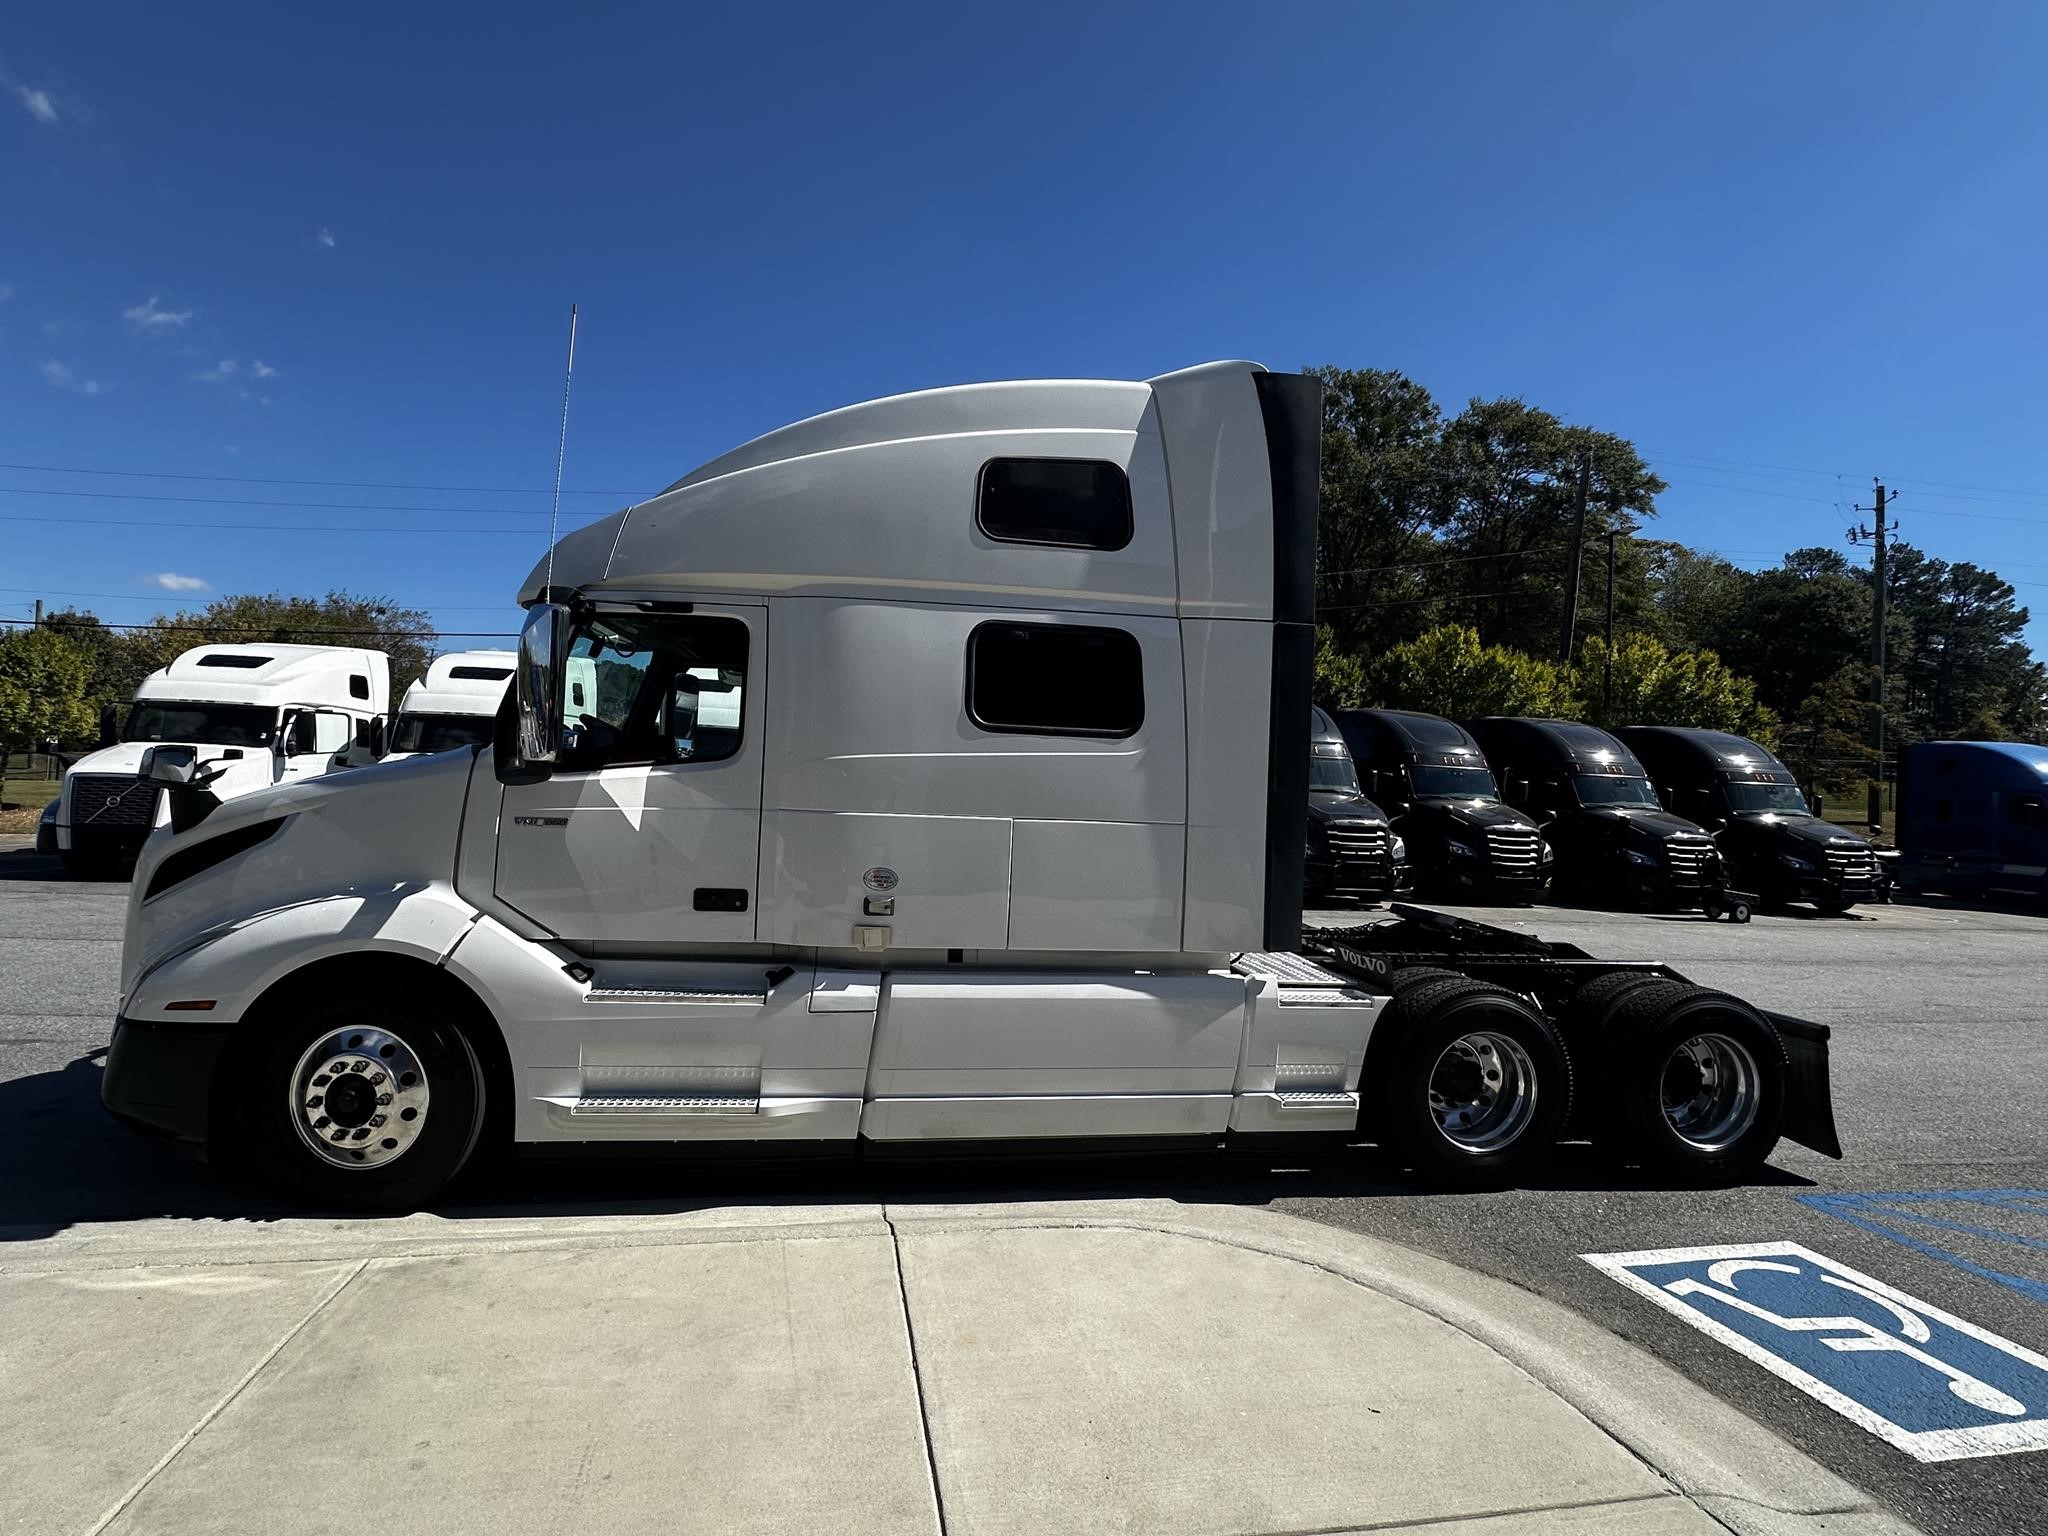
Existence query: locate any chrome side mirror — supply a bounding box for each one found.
[497,603,568,785]
[139,744,200,786]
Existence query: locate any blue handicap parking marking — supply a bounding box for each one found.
[1798,1190,2048,1306]
[1583,1241,2048,1462]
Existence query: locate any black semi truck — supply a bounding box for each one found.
[1333,709,1551,903]
[1305,707,1410,904]
[1464,717,1730,913]
[1615,726,1882,914]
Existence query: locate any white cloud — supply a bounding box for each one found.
[148,573,210,592]
[17,86,57,125]
[40,319,63,337]
[316,228,336,248]
[40,360,105,396]
[250,359,280,378]
[125,294,194,332]
[0,283,13,303]
[193,358,239,382]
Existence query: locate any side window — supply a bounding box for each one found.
[967,621,1143,738]
[559,613,749,770]
[354,718,372,750]
[349,674,370,701]
[977,459,1133,551]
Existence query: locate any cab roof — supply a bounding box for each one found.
[399,649,518,715]
[1471,716,1647,774]
[1913,739,2048,781]
[136,643,389,710]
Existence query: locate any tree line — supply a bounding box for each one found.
[1307,366,2048,796]
[4,371,2046,805]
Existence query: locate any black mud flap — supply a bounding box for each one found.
[1766,1010,1842,1159]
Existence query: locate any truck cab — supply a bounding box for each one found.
[388,650,517,760]
[1613,726,1881,914]
[1305,706,1408,904]
[1464,717,1722,910]
[51,643,390,878]
[1897,740,2048,902]
[1331,709,1550,902]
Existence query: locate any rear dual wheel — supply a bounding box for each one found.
[1367,976,1571,1183]
[1567,976,1787,1181]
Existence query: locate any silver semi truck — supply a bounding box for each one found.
[104,362,1840,1209]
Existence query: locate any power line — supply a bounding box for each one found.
[0,459,651,497]
[0,484,567,516]
[0,586,521,611]
[0,618,518,638]
[0,513,599,534]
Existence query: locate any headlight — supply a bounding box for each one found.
[1626,848,1658,867]
[1389,836,1406,861]
[1447,839,1479,859]
[1778,853,1815,872]
[1539,840,1554,862]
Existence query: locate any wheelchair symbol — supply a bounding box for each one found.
[1665,1258,2026,1417]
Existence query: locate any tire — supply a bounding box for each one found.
[1365,976,1571,1184]
[230,994,489,1211]
[1730,901,1752,924]
[1388,966,1466,998]
[1588,982,1787,1182]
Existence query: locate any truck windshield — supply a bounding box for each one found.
[123,702,279,748]
[1573,775,1662,809]
[392,712,495,754]
[1726,781,1811,814]
[1409,764,1498,800]
[1310,757,1361,794]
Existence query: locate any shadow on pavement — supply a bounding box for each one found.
[0,1048,1813,1243]
[0,850,70,883]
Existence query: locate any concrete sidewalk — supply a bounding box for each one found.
[0,1200,1915,1536]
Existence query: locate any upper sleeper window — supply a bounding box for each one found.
[967,622,1143,738]
[977,459,1133,551]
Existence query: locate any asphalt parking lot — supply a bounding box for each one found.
[2,846,2043,1536]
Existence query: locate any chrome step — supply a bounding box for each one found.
[1274,1090,1359,1109]
[1276,986,1377,1007]
[585,986,766,1003]
[569,1094,759,1116]
[1233,951,1353,987]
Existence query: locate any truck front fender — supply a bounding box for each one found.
[123,884,481,1024]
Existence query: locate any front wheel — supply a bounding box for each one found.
[233,999,488,1211]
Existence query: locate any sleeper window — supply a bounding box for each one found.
[558,612,748,770]
[977,459,1133,551]
[967,621,1143,738]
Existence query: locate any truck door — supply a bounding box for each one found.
[495,604,764,944]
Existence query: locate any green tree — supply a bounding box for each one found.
[1367,624,1582,720]
[1876,544,2041,742]
[1579,631,1777,744]
[1312,624,1368,709]
[1310,366,1449,655]
[0,627,97,802]
[40,609,150,740]
[1643,541,1747,653]
[1434,398,1666,658]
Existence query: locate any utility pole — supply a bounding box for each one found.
[33,599,42,629]
[1602,529,1620,720]
[1848,481,1895,834]
[1560,449,1591,664]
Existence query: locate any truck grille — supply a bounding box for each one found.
[1326,823,1389,859]
[70,774,160,828]
[1826,844,1881,888]
[1485,825,1544,876]
[1665,836,1717,887]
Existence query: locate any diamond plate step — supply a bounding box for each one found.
[584,986,767,1003]
[568,1094,760,1116]
[1273,1090,1359,1109]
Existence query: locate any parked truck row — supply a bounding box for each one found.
[39,646,514,875]
[99,362,1850,1210]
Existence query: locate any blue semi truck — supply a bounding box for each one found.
[1896,740,2048,901]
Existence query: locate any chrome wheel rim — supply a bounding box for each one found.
[289,1027,431,1170]
[1660,1032,1759,1151]
[1428,1031,1539,1153]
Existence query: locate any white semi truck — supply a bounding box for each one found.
[388,649,517,759]
[45,642,390,878]
[104,363,1841,1209]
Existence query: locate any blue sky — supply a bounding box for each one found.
[6,3,2048,653]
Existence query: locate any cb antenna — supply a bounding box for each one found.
[543,303,579,597]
